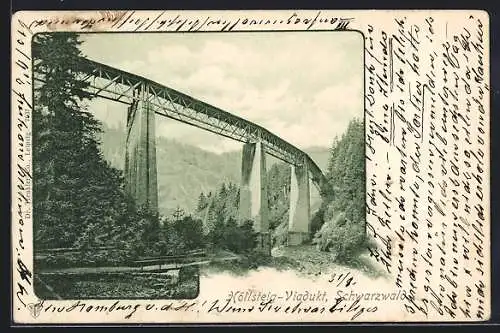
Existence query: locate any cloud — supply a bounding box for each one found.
[82,32,363,152]
[89,99,127,129]
[313,80,363,117]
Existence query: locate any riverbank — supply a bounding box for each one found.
[202,244,387,279]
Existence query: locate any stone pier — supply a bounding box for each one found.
[239,141,270,254]
[288,162,310,245]
[124,85,158,213]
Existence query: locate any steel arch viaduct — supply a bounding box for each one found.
[35,57,331,254]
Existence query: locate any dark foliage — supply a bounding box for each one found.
[267,163,291,230]
[171,212,205,250]
[196,183,258,253]
[314,118,366,262]
[325,118,365,224]
[221,218,257,254]
[32,33,140,253]
[32,34,200,269]
[35,272,199,299]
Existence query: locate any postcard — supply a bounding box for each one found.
[11,9,490,323]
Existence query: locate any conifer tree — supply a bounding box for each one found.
[313,118,366,261]
[32,33,133,250]
[325,118,365,224]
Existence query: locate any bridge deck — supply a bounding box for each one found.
[34,56,330,194]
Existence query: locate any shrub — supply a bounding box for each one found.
[239,251,272,269]
[209,218,257,254]
[272,221,288,247]
[221,218,257,254]
[310,205,326,235]
[178,266,199,282]
[172,215,205,250]
[313,211,366,263]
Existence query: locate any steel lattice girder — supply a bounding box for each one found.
[34,57,330,192]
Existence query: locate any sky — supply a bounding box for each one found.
[80,32,363,153]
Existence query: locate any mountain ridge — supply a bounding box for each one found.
[98,124,329,216]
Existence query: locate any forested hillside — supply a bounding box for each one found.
[98,124,329,215]
[196,118,366,262]
[314,118,366,262]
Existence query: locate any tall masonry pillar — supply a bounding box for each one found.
[239,141,270,255]
[124,84,158,213]
[287,161,310,246]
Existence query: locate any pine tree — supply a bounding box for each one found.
[32,33,134,250]
[266,163,291,231]
[219,183,227,198]
[324,118,365,224]
[197,192,207,211]
[172,206,186,222]
[312,118,366,261]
